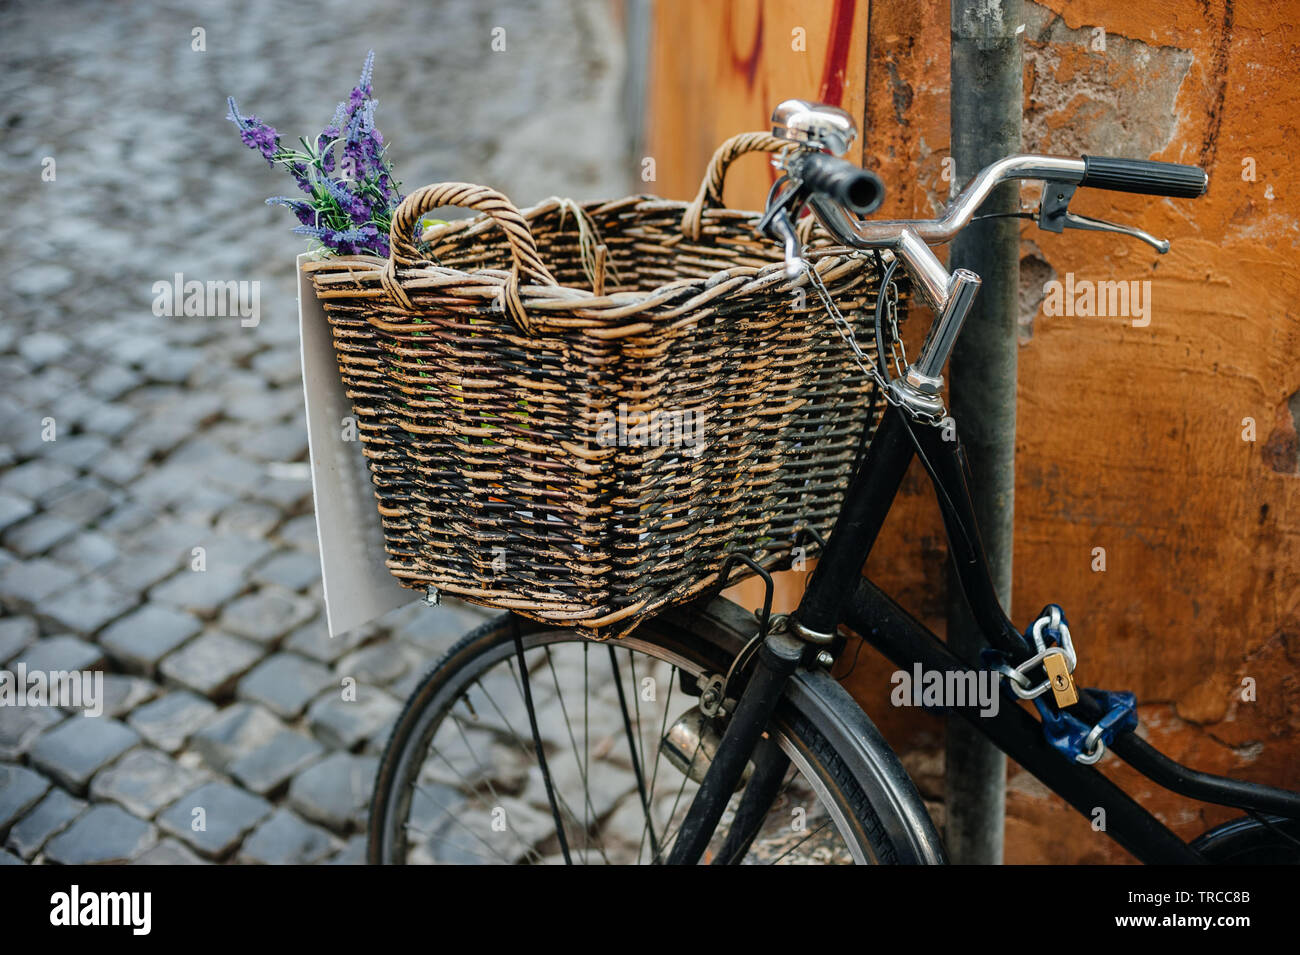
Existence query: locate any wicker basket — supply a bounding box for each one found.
[303,132,901,639]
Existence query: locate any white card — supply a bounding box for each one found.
[297,253,418,636]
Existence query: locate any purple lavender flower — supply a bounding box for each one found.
[226,98,280,163]
[228,51,403,257]
[316,127,339,174]
[266,196,317,227]
[351,50,375,106]
[293,223,386,257]
[321,176,373,222]
[329,100,348,130]
[342,100,375,173]
[350,223,386,257]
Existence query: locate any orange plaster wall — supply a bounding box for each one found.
[646,0,1300,862]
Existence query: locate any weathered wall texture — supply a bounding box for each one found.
[646,0,1300,862]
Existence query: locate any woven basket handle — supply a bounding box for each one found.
[680,132,793,241]
[384,182,557,335]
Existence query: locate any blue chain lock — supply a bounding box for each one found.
[983,605,1139,764]
[1033,689,1137,764]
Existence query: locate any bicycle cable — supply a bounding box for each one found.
[871,249,900,386]
[969,210,1037,223]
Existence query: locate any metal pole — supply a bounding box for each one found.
[944,0,1023,865]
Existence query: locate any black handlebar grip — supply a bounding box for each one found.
[1080,155,1208,198]
[794,152,885,215]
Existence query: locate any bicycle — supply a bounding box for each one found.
[367,100,1300,865]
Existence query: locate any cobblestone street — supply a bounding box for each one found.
[0,0,631,864]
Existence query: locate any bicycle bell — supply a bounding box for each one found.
[771,98,857,156]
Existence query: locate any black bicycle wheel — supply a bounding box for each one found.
[369,597,944,864]
[1191,814,1300,863]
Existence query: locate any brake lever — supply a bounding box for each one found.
[756,174,808,277]
[1037,181,1170,254]
[1058,211,1170,254]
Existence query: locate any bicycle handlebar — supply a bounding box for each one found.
[762,98,1210,421]
[788,151,885,215]
[804,155,1072,249]
[800,152,1207,309]
[807,152,1205,250]
[788,150,1207,418]
[1080,155,1208,198]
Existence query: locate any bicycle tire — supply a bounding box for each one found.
[369,596,945,865]
[1191,814,1300,864]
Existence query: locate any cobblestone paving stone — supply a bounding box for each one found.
[157,781,273,858]
[228,730,324,797]
[28,718,141,794]
[4,787,85,860]
[0,0,629,864]
[44,804,159,864]
[127,690,218,754]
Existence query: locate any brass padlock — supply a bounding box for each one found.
[1042,652,1079,708]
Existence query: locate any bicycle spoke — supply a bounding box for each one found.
[477,670,595,842]
[627,651,650,788]
[767,817,832,866]
[542,645,613,865]
[478,670,595,841]
[409,783,522,865]
[447,714,547,865]
[487,641,612,864]
[609,644,660,860]
[651,724,709,863]
[637,664,677,864]
[416,745,546,865]
[513,624,572,864]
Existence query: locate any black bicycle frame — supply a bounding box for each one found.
[670,404,1300,865]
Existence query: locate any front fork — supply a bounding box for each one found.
[664,629,804,864]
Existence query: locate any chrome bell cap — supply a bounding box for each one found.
[770,99,858,156]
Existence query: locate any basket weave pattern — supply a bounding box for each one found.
[304,133,900,638]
